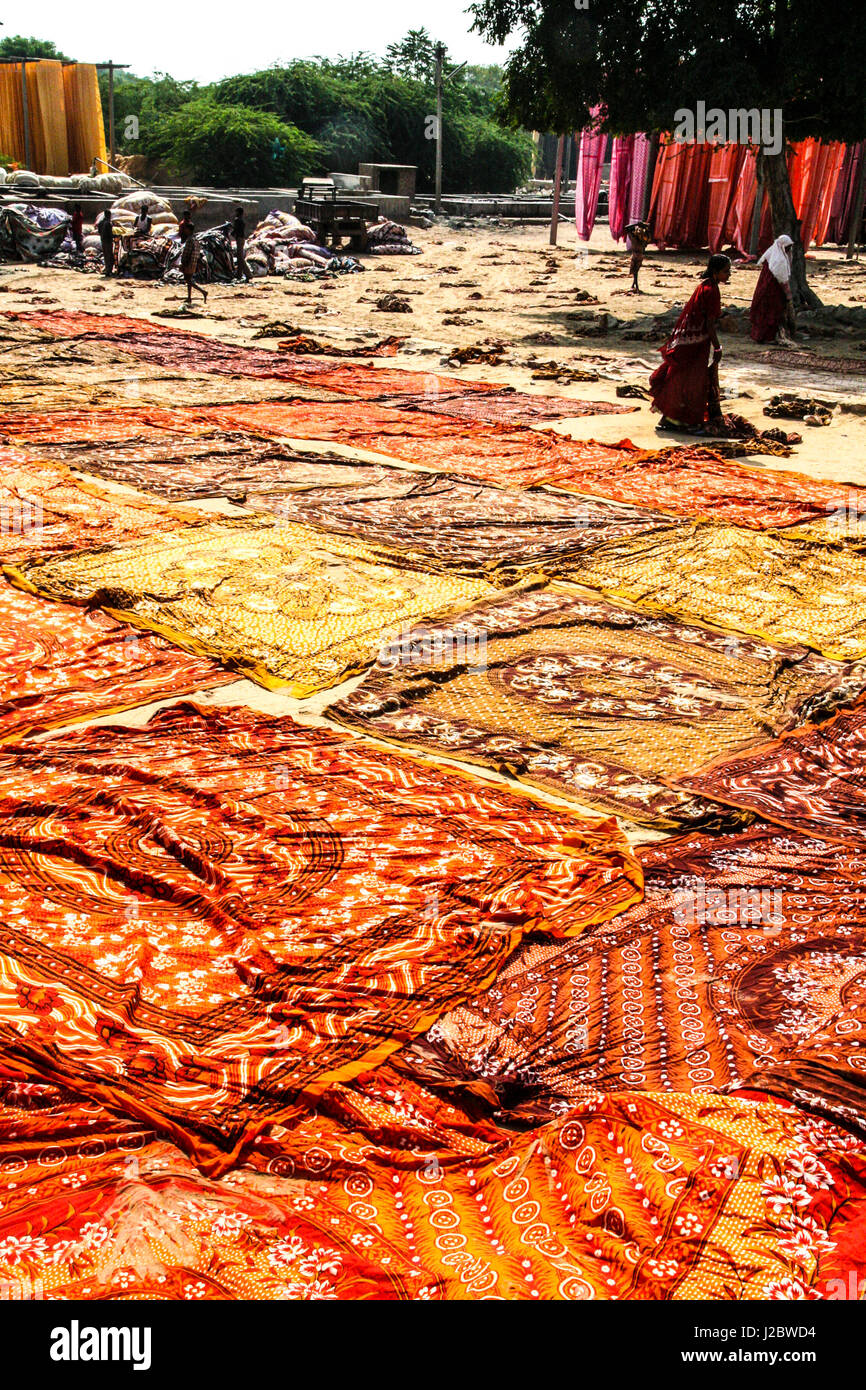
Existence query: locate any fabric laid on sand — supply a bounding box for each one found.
[0,584,228,742]
[57,435,381,503]
[564,522,866,661]
[330,587,865,829]
[0,703,641,1174]
[3,309,169,339]
[247,471,681,573]
[0,405,216,446]
[388,390,634,425]
[419,823,866,1136]
[9,516,505,694]
[2,1071,863,1300]
[676,698,866,848]
[0,455,202,565]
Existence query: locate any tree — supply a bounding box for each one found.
[470,0,866,306]
[383,29,447,85]
[0,35,72,60]
[147,100,320,186]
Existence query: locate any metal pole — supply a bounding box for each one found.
[108,61,117,165]
[20,60,31,170]
[549,134,565,245]
[434,44,443,214]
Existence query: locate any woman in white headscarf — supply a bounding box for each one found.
[749,233,795,342]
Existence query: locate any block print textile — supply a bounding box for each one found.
[0,583,228,741]
[0,703,641,1173]
[676,698,866,848]
[564,523,866,661]
[1,1070,864,1300]
[0,455,201,565]
[9,517,503,694]
[246,471,682,573]
[420,823,866,1135]
[58,435,388,503]
[331,587,866,829]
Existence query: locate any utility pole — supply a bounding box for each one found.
[434,44,444,214]
[549,135,565,245]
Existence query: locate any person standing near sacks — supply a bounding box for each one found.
[98,207,115,276]
[71,204,84,254]
[232,206,252,282]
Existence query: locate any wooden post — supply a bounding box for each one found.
[750,162,764,256]
[20,61,32,171]
[847,143,866,260]
[108,60,116,165]
[549,134,565,245]
[434,44,444,214]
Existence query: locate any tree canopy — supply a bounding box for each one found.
[0,35,73,61]
[105,33,532,194]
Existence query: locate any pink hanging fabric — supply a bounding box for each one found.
[828,144,862,242]
[575,115,607,241]
[627,134,652,222]
[608,135,634,242]
[707,145,747,252]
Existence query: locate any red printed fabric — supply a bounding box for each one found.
[0,583,228,742]
[417,822,866,1136]
[675,698,866,848]
[0,702,640,1174]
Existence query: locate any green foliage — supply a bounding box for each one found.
[0,35,72,60]
[144,100,321,186]
[469,0,866,142]
[94,30,532,192]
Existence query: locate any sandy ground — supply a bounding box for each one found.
[7,220,866,845]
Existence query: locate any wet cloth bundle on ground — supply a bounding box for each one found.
[331,587,866,829]
[246,471,681,573]
[561,522,866,661]
[417,822,866,1136]
[1,1066,863,1300]
[0,584,228,742]
[7,515,505,693]
[676,697,866,848]
[0,702,640,1174]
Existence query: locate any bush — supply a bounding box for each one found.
[147,100,321,186]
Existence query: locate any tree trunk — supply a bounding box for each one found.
[757,146,820,309]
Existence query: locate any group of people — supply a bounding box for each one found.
[645,231,797,434]
[87,200,254,304]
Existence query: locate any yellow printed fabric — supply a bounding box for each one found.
[11,516,503,695]
[560,523,866,661]
[62,63,107,172]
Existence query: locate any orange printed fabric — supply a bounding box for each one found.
[0,583,229,742]
[0,454,202,564]
[4,309,170,338]
[1,1067,865,1300]
[420,822,866,1135]
[0,702,641,1174]
[0,406,215,445]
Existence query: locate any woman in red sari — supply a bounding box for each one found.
[650,253,731,433]
[749,234,794,342]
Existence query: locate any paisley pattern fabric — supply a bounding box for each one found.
[677,698,866,847]
[417,823,866,1135]
[0,454,202,565]
[0,584,228,742]
[564,522,866,660]
[246,471,681,573]
[9,516,502,694]
[1,1068,864,1301]
[331,588,866,829]
[0,703,640,1174]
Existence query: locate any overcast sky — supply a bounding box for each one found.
[6,3,517,82]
